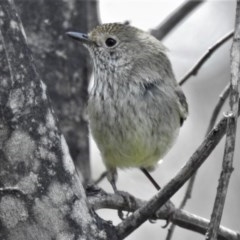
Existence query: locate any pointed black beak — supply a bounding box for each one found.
[66,31,90,43]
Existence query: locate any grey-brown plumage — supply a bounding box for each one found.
[67,23,188,191]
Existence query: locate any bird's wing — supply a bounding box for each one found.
[174,87,188,126]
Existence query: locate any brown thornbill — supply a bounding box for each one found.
[66,23,188,193]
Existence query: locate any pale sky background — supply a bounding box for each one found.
[90,1,239,239]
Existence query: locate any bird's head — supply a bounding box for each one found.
[66,23,166,69]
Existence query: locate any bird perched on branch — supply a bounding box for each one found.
[67,23,188,193]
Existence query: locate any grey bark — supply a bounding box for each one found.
[0,0,116,239]
[151,0,205,40]
[1,1,238,240]
[15,0,99,185]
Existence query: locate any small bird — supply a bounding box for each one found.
[67,23,188,193]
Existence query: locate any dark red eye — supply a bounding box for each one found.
[105,38,117,47]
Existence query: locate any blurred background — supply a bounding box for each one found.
[90,1,240,239]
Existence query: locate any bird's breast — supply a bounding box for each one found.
[88,79,180,169]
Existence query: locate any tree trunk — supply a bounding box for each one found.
[15,0,99,185]
[0,0,116,239]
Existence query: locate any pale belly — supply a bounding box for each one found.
[88,95,180,169]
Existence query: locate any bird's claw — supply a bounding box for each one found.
[115,190,136,220]
[161,210,174,228]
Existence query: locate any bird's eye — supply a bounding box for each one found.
[105,38,117,47]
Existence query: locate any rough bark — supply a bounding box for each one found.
[15,0,99,185]
[0,0,116,239]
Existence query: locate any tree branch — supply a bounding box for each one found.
[88,191,240,240]
[173,209,240,240]
[151,0,205,40]
[166,82,231,240]
[179,31,234,86]
[115,115,229,239]
[206,1,240,239]
[167,41,233,240]
[165,170,196,240]
[206,83,231,134]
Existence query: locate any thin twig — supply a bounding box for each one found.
[206,1,240,239]
[173,209,240,240]
[151,0,205,40]
[179,31,234,86]
[165,171,196,240]
[166,224,176,240]
[116,115,228,239]
[206,83,231,134]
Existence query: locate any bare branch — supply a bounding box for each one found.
[179,31,234,86]
[167,83,231,239]
[165,171,196,240]
[206,83,231,134]
[115,115,228,239]
[167,81,230,240]
[151,0,205,40]
[173,209,240,240]
[88,192,240,240]
[166,224,175,240]
[206,1,240,239]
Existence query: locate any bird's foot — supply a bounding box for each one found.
[115,190,137,220]
[107,168,137,219]
[161,209,174,228]
[85,183,107,197]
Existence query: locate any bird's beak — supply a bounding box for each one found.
[66,31,91,44]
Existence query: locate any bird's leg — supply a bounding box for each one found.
[140,167,161,191]
[107,168,118,193]
[140,167,173,227]
[94,171,108,185]
[107,168,136,220]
